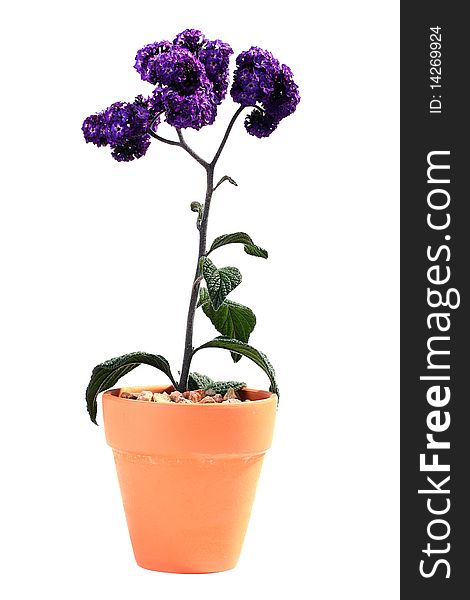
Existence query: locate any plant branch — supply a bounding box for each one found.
[176,128,209,169]
[210,105,262,167]
[148,117,181,147]
[149,131,181,146]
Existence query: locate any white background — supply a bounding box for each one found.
[0,1,399,598]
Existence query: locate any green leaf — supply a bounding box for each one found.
[188,372,246,395]
[190,201,202,213]
[207,380,246,394]
[194,337,279,398]
[213,175,238,192]
[190,201,203,229]
[188,372,214,391]
[243,244,269,259]
[198,288,256,363]
[202,257,242,310]
[208,232,268,259]
[85,352,176,424]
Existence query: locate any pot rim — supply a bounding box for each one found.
[104,385,277,407]
[102,385,277,456]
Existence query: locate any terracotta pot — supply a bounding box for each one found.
[102,385,277,573]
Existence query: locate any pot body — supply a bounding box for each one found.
[102,385,277,573]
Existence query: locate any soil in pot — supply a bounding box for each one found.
[120,386,244,404]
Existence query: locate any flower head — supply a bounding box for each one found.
[173,28,206,54]
[134,41,172,84]
[134,30,233,128]
[231,47,300,137]
[152,47,206,96]
[111,135,151,162]
[199,39,233,104]
[244,109,279,138]
[82,112,108,147]
[82,100,152,162]
[104,102,149,146]
[264,64,300,120]
[163,82,217,130]
[231,47,279,106]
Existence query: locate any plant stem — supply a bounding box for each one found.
[177,166,213,391]
[175,106,255,391]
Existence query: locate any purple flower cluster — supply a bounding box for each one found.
[82,101,151,162]
[134,41,172,85]
[151,47,205,96]
[134,28,233,129]
[82,113,108,147]
[172,29,232,104]
[82,29,300,161]
[199,40,233,103]
[173,28,205,55]
[162,83,217,130]
[231,47,300,138]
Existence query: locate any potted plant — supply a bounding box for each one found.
[82,28,300,574]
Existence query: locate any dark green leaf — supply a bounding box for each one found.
[209,232,252,252]
[243,244,269,259]
[86,352,176,424]
[208,232,268,259]
[188,372,214,391]
[202,257,242,310]
[194,337,279,398]
[207,380,246,394]
[198,288,256,363]
[213,175,238,192]
[188,372,246,395]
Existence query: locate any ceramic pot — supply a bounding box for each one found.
[102,385,277,573]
